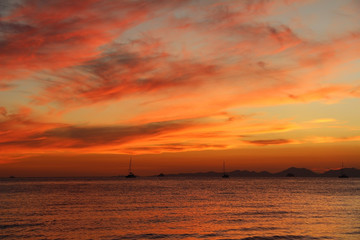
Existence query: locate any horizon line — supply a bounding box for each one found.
[2,166,358,178]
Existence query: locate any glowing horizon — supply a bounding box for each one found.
[1,0,359,177]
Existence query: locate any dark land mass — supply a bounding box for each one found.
[160,167,360,178]
[321,168,360,178]
[274,167,319,177]
[4,167,359,179]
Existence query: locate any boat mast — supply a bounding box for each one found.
[129,156,132,173]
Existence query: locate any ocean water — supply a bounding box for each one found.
[1,177,359,240]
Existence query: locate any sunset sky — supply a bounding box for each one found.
[1,0,359,177]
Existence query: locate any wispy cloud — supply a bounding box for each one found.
[1,0,359,170]
[306,136,360,144]
[243,139,295,146]
[0,0,186,84]
[307,118,338,124]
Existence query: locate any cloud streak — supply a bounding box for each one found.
[244,139,294,146]
[1,0,359,170]
[0,0,186,84]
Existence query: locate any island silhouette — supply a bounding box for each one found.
[155,167,360,178]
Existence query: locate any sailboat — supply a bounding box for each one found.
[222,160,229,178]
[125,156,136,178]
[338,161,349,178]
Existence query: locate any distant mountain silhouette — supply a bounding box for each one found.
[321,168,360,178]
[274,167,318,177]
[160,167,360,178]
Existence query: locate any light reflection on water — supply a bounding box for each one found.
[1,177,359,239]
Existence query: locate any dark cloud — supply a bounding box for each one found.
[33,40,218,105]
[0,118,202,149]
[0,82,14,90]
[126,143,227,153]
[44,121,191,144]
[0,22,34,35]
[0,0,190,83]
[244,139,292,145]
[0,0,22,17]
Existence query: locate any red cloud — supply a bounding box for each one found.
[32,42,218,105]
[0,0,184,85]
[1,0,359,166]
[0,108,228,154]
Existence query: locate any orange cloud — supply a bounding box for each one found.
[243,139,295,146]
[307,118,337,124]
[0,0,184,85]
[32,43,217,106]
[4,0,355,114]
[1,0,359,173]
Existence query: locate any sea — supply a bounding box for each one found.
[1,177,359,240]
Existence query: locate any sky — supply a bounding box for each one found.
[0,0,359,177]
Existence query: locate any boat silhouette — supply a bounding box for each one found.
[338,161,349,178]
[222,160,229,178]
[125,156,136,178]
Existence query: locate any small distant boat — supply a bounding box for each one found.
[125,156,136,178]
[158,173,165,177]
[338,161,349,178]
[222,160,229,178]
